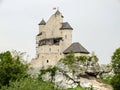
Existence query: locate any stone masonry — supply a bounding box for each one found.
[30,10,89,69]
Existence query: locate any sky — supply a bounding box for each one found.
[0,0,120,64]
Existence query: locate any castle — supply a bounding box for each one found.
[30,10,89,69]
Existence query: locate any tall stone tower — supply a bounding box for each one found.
[36,10,73,67]
[30,10,89,70]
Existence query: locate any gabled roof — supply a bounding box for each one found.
[63,42,89,54]
[38,19,46,25]
[60,22,73,30]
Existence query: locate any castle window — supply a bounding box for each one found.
[47,60,49,63]
[50,39,53,45]
[65,35,67,39]
[49,48,51,51]
[39,40,46,46]
[53,39,59,45]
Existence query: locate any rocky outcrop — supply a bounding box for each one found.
[38,59,113,90]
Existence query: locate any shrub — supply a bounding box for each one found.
[0,51,29,88]
[38,66,58,81]
[0,78,56,90]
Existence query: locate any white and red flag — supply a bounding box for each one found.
[53,7,57,10]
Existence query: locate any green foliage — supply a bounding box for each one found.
[86,85,94,90]
[0,78,56,90]
[88,52,99,62]
[38,66,58,81]
[62,52,76,65]
[112,48,120,74]
[111,74,120,90]
[101,74,112,84]
[0,77,85,90]
[76,56,88,62]
[0,51,29,88]
[111,48,120,90]
[61,52,98,66]
[60,52,76,69]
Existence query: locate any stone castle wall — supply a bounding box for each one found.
[34,11,72,68]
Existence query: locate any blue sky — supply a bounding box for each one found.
[0,0,120,64]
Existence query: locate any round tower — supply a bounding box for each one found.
[60,22,73,52]
[38,19,46,33]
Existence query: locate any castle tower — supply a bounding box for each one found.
[36,10,70,68]
[31,10,89,69]
[60,22,73,52]
[38,19,46,33]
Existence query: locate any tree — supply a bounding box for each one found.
[111,48,120,90]
[0,51,29,88]
[61,52,76,65]
[111,48,120,74]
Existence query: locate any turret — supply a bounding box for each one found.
[38,19,46,33]
[60,22,73,52]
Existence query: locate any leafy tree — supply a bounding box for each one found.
[61,52,76,66]
[76,56,88,62]
[111,48,120,90]
[0,51,29,88]
[111,48,120,74]
[111,74,120,90]
[87,52,99,62]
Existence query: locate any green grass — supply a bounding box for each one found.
[0,77,85,90]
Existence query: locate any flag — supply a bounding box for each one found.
[53,7,56,10]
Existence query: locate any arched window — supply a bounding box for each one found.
[47,60,49,63]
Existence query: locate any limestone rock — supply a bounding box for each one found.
[42,72,52,82]
[32,59,113,90]
[100,64,112,73]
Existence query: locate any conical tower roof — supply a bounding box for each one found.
[38,19,46,25]
[63,42,89,54]
[60,22,73,30]
[55,10,61,15]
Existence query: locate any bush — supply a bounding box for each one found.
[0,51,29,88]
[111,74,120,90]
[61,52,76,66]
[111,48,120,90]
[38,66,58,81]
[0,78,56,90]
